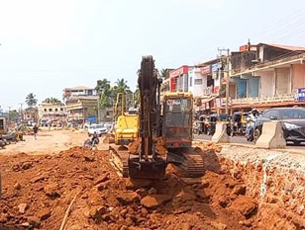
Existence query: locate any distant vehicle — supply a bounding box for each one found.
[88,124,107,136]
[103,122,114,132]
[84,123,90,129]
[252,107,305,144]
[229,112,249,136]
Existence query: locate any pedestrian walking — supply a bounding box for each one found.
[33,124,38,140]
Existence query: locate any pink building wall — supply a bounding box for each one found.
[292,64,305,90]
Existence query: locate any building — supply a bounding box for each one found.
[188,67,206,98]
[230,43,305,111]
[38,103,67,126]
[65,95,98,125]
[23,107,38,123]
[169,66,190,92]
[63,86,97,103]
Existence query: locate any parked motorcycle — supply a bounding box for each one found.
[83,133,100,150]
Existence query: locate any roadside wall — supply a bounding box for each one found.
[210,144,305,229]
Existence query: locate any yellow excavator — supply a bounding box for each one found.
[109,56,203,179]
[112,93,139,145]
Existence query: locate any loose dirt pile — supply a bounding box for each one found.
[0,146,260,230]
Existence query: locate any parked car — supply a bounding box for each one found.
[88,124,107,137]
[252,107,305,144]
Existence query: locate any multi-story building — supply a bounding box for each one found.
[63,86,97,103]
[230,43,305,111]
[169,66,190,92]
[23,107,38,123]
[63,86,99,125]
[38,103,67,126]
[161,42,305,115]
[65,95,98,125]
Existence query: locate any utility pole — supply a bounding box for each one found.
[218,48,230,114]
[8,106,11,123]
[97,94,100,124]
[19,103,23,122]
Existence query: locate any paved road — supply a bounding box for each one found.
[194,134,305,149]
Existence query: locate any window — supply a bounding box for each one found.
[263,110,280,119]
[88,90,93,95]
[49,108,52,112]
[190,77,193,87]
[55,108,58,112]
[194,79,203,85]
[60,108,64,111]
[44,109,47,112]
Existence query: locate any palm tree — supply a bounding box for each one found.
[160,69,169,80]
[25,93,38,107]
[114,78,130,95]
[43,97,62,104]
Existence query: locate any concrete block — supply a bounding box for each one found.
[256,121,286,149]
[212,123,229,143]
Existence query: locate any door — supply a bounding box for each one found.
[276,68,290,95]
[248,77,259,98]
[237,79,247,98]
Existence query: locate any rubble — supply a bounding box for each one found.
[0,143,303,230]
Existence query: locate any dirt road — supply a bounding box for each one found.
[0,130,295,230]
[0,130,87,155]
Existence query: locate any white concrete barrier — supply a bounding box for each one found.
[212,123,229,143]
[256,121,286,149]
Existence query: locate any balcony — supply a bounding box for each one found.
[231,94,296,106]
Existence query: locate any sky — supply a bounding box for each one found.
[0,0,305,111]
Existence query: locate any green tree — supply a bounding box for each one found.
[160,69,169,80]
[113,78,130,95]
[25,93,38,107]
[8,110,19,122]
[95,79,113,108]
[43,97,62,104]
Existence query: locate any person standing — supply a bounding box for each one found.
[33,124,38,140]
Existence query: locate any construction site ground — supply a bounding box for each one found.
[0,129,304,230]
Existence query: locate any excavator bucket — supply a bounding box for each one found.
[128,156,166,179]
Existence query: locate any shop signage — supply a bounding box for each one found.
[211,62,221,72]
[215,98,221,108]
[204,86,213,96]
[200,65,211,75]
[297,88,305,101]
[169,66,188,78]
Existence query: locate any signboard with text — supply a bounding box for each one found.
[200,65,211,75]
[297,88,305,102]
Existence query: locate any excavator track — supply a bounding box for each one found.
[181,152,204,177]
[168,148,204,178]
[109,145,129,178]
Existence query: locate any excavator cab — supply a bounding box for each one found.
[162,93,193,148]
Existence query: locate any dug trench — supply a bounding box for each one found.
[0,144,304,230]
